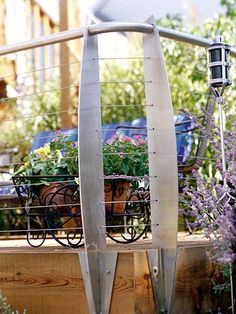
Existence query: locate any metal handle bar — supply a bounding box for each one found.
[0,21,235,57]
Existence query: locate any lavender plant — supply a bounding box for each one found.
[180,112,236,264]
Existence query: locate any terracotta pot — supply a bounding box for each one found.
[40,183,64,205]
[39,182,81,229]
[104,180,131,214]
[39,180,130,219]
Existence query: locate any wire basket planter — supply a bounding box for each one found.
[12,175,151,248]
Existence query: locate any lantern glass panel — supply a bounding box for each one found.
[211,66,222,79]
[210,48,221,62]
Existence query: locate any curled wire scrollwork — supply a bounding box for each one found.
[26,229,46,248]
[43,183,83,248]
[13,175,83,248]
[13,176,150,247]
[105,183,151,244]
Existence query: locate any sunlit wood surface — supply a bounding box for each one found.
[0,232,209,250]
[0,233,219,314]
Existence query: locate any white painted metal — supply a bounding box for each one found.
[79,17,106,252]
[78,19,105,314]
[0,22,235,57]
[78,19,118,314]
[147,249,165,313]
[79,251,117,314]
[0,28,84,56]
[89,21,153,35]
[143,16,178,313]
[79,251,98,314]
[99,251,118,314]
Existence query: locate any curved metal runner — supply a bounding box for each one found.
[78,18,110,314]
[0,16,180,313]
[143,16,178,313]
[78,16,178,314]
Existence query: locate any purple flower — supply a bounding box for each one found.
[180,117,236,264]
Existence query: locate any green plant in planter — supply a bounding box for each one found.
[13,132,149,215]
[103,134,149,213]
[103,135,149,179]
[14,131,78,187]
[13,132,149,190]
[14,131,148,184]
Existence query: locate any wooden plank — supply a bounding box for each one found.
[134,251,156,313]
[0,243,227,314]
[42,14,51,82]
[59,0,72,129]
[110,252,135,313]
[174,246,215,313]
[0,253,89,314]
[24,0,33,40]
[67,0,81,55]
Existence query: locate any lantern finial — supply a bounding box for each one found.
[207,36,232,97]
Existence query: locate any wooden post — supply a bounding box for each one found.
[67,0,81,126]
[0,0,16,121]
[0,0,6,46]
[59,0,72,129]
[33,4,41,74]
[42,14,50,82]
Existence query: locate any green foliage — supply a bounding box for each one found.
[29,82,61,132]
[157,13,185,29]
[100,14,209,127]
[221,0,236,17]
[0,290,26,314]
[212,264,231,294]
[100,12,236,123]
[0,204,26,232]
[103,135,148,177]
[162,38,207,115]
[14,131,78,184]
[15,132,148,190]
[0,79,61,159]
[100,57,145,124]
[159,14,236,179]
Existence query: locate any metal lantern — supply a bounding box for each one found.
[207,36,232,92]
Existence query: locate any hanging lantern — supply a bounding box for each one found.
[207,36,232,89]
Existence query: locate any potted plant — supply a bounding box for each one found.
[13,130,78,208]
[103,134,149,213]
[13,131,149,214]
